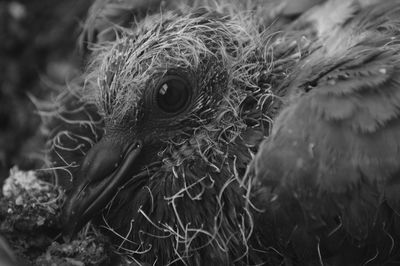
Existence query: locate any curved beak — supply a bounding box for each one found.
[62,139,142,237]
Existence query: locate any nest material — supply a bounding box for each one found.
[0,168,117,265]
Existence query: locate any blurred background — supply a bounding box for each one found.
[0,0,93,180]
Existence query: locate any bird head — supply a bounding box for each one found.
[61,7,279,264]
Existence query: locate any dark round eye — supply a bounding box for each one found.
[156,75,190,113]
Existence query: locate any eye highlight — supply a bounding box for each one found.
[156,75,190,113]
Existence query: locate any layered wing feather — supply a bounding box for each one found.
[252,1,400,264]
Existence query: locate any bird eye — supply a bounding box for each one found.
[156,75,190,113]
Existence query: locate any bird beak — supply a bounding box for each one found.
[62,139,142,237]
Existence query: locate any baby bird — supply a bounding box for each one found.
[58,0,400,265]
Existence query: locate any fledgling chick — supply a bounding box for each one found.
[54,0,400,265]
[59,1,293,265]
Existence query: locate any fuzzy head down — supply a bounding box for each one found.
[48,3,302,265]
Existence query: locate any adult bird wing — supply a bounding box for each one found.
[252,0,400,264]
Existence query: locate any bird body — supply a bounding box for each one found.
[61,3,282,264]
[254,1,400,264]
[53,0,400,265]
